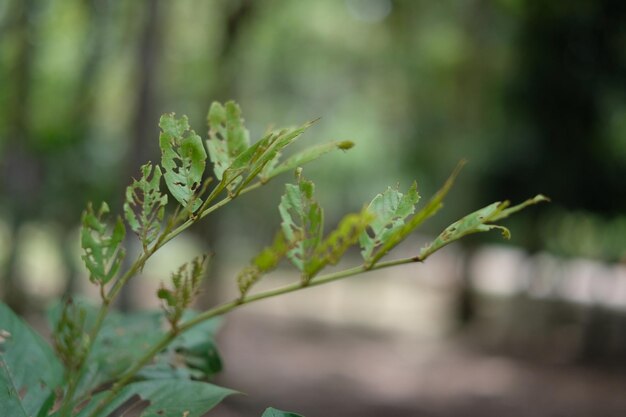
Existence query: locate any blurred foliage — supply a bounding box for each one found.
[0,0,625,306]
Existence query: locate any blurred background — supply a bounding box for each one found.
[1,0,626,415]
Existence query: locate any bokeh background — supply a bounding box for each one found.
[1,0,626,416]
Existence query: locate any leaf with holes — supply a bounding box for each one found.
[262,407,305,417]
[124,163,168,249]
[206,101,250,182]
[307,208,374,278]
[0,302,63,417]
[75,379,236,417]
[418,194,549,260]
[261,140,355,182]
[158,255,208,328]
[366,161,465,267]
[360,182,419,262]
[159,113,207,211]
[279,172,324,276]
[237,231,290,298]
[81,202,126,286]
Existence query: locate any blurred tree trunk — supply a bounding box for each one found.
[63,0,111,296]
[1,0,42,313]
[118,0,166,311]
[196,0,257,309]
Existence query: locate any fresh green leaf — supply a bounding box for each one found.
[124,163,168,249]
[81,202,126,287]
[261,140,355,182]
[366,160,465,267]
[0,302,63,417]
[75,379,236,417]
[213,122,315,199]
[279,171,324,276]
[418,194,549,260]
[159,113,207,211]
[360,182,420,261]
[237,231,291,297]
[262,407,305,417]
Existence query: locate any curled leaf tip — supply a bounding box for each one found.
[337,141,355,150]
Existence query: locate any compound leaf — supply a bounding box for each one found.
[159,113,207,211]
[81,202,126,286]
[360,182,419,261]
[0,302,63,417]
[418,194,549,260]
[124,163,168,249]
[279,172,323,275]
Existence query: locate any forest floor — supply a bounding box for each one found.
[210,309,626,417]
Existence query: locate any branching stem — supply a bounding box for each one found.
[58,181,262,417]
[85,254,422,417]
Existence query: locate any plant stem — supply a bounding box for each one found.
[59,182,262,417]
[85,255,420,417]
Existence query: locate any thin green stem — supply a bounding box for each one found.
[59,181,263,417]
[85,255,420,417]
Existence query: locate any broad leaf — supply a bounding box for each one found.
[124,163,168,249]
[75,379,235,417]
[81,202,126,286]
[206,101,250,181]
[359,182,419,261]
[260,140,354,182]
[366,161,465,267]
[418,194,549,260]
[279,172,324,275]
[238,232,290,297]
[159,113,207,210]
[262,407,305,417]
[0,302,63,417]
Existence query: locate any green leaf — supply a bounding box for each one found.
[237,231,291,297]
[262,407,305,417]
[213,121,315,199]
[359,182,420,261]
[279,171,324,275]
[75,379,236,417]
[124,163,168,249]
[418,194,549,260]
[159,113,207,211]
[81,202,126,286]
[206,101,250,181]
[366,160,465,267]
[307,208,374,277]
[0,302,63,417]
[260,140,353,182]
[48,301,223,400]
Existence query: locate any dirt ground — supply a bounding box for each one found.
[209,310,626,417]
